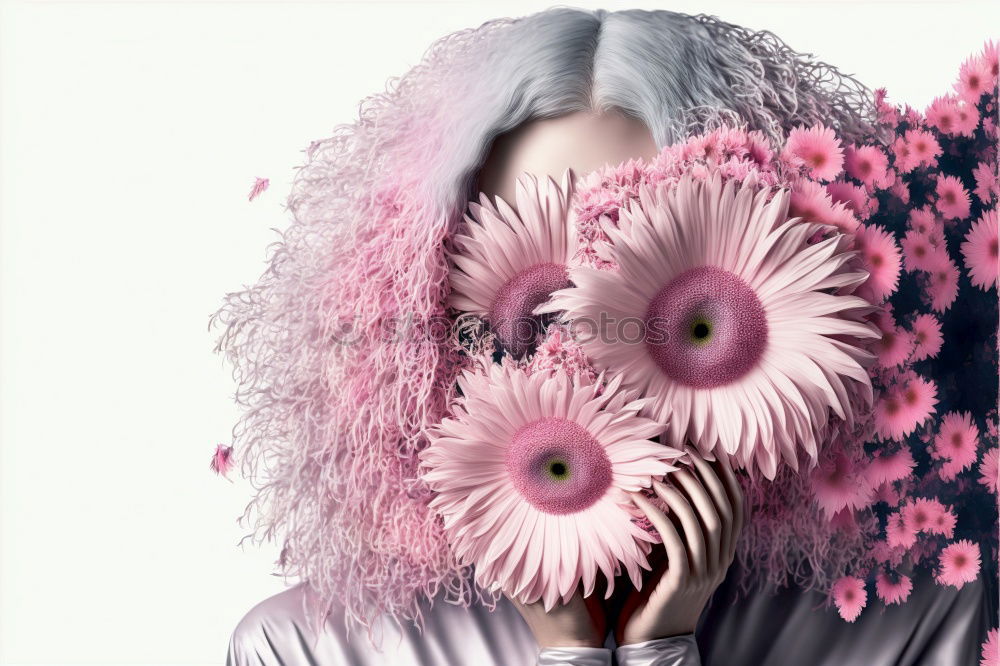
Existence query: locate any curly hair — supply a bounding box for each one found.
[212,7,877,642]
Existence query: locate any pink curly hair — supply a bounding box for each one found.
[212,7,878,641]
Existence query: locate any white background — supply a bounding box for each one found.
[0,1,996,664]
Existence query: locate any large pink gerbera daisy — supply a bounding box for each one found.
[447,171,577,356]
[875,571,913,605]
[543,173,878,478]
[419,363,685,610]
[784,124,845,182]
[936,539,982,589]
[961,210,999,290]
[831,576,868,622]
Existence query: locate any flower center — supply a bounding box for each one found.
[490,263,570,357]
[645,266,768,388]
[505,417,612,515]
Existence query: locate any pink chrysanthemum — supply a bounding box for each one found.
[901,230,938,273]
[855,224,902,302]
[844,144,890,188]
[420,364,685,609]
[909,313,944,361]
[544,173,877,478]
[811,452,874,518]
[527,324,597,382]
[902,497,944,534]
[957,54,995,103]
[955,102,980,138]
[972,161,998,204]
[866,449,916,485]
[827,181,875,220]
[892,136,918,173]
[936,539,981,589]
[926,97,962,136]
[448,171,577,356]
[924,256,960,313]
[933,411,980,474]
[961,210,999,290]
[789,180,860,234]
[784,124,845,181]
[979,447,999,493]
[935,174,972,221]
[886,511,916,549]
[875,571,913,605]
[831,576,867,622]
[871,309,913,368]
[875,375,938,441]
[904,129,942,168]
[983,628,999,666]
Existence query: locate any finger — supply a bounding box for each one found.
[671,468,721,575]
[631,492,688,587]
[652,479,707,578]
[714,454,745,564]
[687,455,732,574]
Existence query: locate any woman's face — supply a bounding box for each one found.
[477,109,659,209]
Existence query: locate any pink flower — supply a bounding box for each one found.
[784,124,844,181]
[790,181,859,234]
[544,172,877,479]
[875,571,913,605]
[901,230,937,272]
[420,364,685,609]
[933,411,980,473]
[956,54,994,103]
[248,177,269,202]
[972,161,998,204]
[935,175,971,220]
[902,497,944,533]
[845,145,891,188]
[961,210,999,290]
[936,539,981,589]
[855,224,902,302]
[867,449,916,485]
[982,627,999,666]
[447,172,577,356]
[955,102,980,137]
[979,629,1000,666]
[811,452,874,518]
[875,375,938,441]
[886,511,917,549]
[909,313,943,361]
[827,181,875,220]
[873,313,914,367]
[831,576,867,622]
[904,129,942,168]
[924,256,960,313]
[925,96,962,136]
[892,136,918,173]
[210,444,234,477]
[979,447,999,493]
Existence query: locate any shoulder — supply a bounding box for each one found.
[225,583,539,666]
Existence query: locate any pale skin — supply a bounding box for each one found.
[476,109,746,649]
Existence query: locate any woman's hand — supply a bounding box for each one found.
[508,586,608,649]
[615,451,744,645]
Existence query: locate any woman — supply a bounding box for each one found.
[219,8,993,664]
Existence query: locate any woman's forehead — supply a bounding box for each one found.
[476,109,659,210]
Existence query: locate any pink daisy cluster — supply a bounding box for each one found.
[782,40,998,627]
